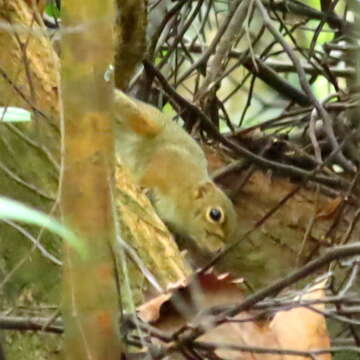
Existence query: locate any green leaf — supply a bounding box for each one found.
[45,1,60,18]
[162,102,176,117]
[0,197,86,257]
[0,107,31,122]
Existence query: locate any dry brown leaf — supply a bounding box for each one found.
[316,197,343,220]
[137,274,331,360]
[270,281,331,360]
[137,293,172,323]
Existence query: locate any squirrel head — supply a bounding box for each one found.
[157,181,238,259]
[190,181,237,255]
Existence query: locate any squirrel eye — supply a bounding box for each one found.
[206,207,224,224]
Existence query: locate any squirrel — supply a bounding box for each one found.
[114,90,237,258]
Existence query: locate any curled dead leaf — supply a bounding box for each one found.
[134,274,331,360]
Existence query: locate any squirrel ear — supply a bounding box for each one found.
[194,181,214,199]
[114,90,162,136]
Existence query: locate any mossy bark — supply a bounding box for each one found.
[0,0,60,302]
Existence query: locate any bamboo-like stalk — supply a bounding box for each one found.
[60,1,122,359]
